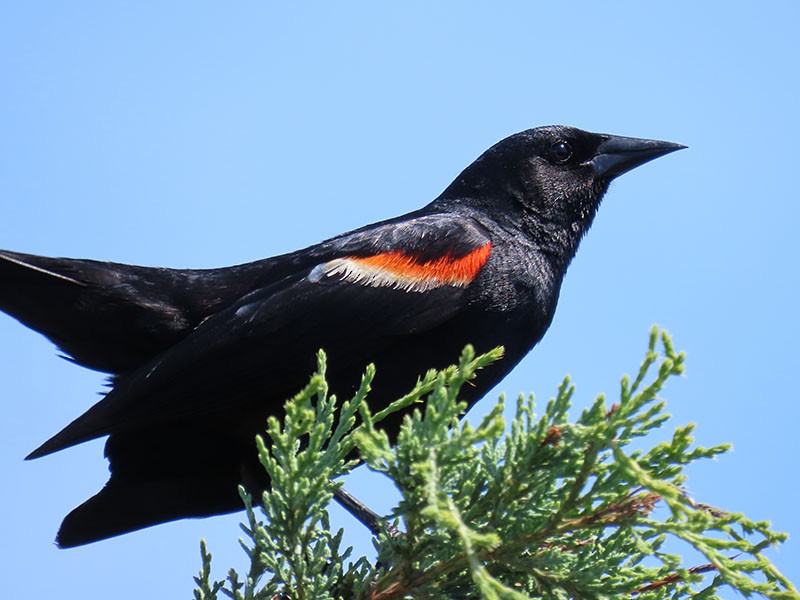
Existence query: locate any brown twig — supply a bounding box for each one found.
[631,562,718,595]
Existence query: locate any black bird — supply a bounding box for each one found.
[0,126,684,547]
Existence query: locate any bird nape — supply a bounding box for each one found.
[0,125,685,547]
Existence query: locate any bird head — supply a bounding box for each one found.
[439,125,685,244]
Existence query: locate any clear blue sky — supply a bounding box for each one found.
[1,2,797,597]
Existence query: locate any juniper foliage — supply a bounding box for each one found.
[194,328,797,599]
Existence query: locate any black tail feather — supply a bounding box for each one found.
[56,474,243,548]
[56,426,266,548]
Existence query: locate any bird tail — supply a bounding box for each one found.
[56,426,265,548]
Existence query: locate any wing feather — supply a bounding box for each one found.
[27,215,493,458]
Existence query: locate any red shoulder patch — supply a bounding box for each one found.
[318,242,492,292]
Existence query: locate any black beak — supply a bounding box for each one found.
[590,134,686,179]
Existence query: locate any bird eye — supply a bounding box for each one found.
[548,140,573,164]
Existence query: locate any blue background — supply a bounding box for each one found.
[1,2,797,597]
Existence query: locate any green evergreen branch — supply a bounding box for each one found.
[195,328,797,599]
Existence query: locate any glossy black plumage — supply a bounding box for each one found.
[0,125,684,547]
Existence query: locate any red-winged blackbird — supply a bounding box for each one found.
[0,126,684,547]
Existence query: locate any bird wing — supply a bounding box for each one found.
[27,213,494,458]
[0,248,330,374]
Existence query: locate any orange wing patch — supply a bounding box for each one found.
[317,243,492,292]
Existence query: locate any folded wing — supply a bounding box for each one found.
[27,214,493,459]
